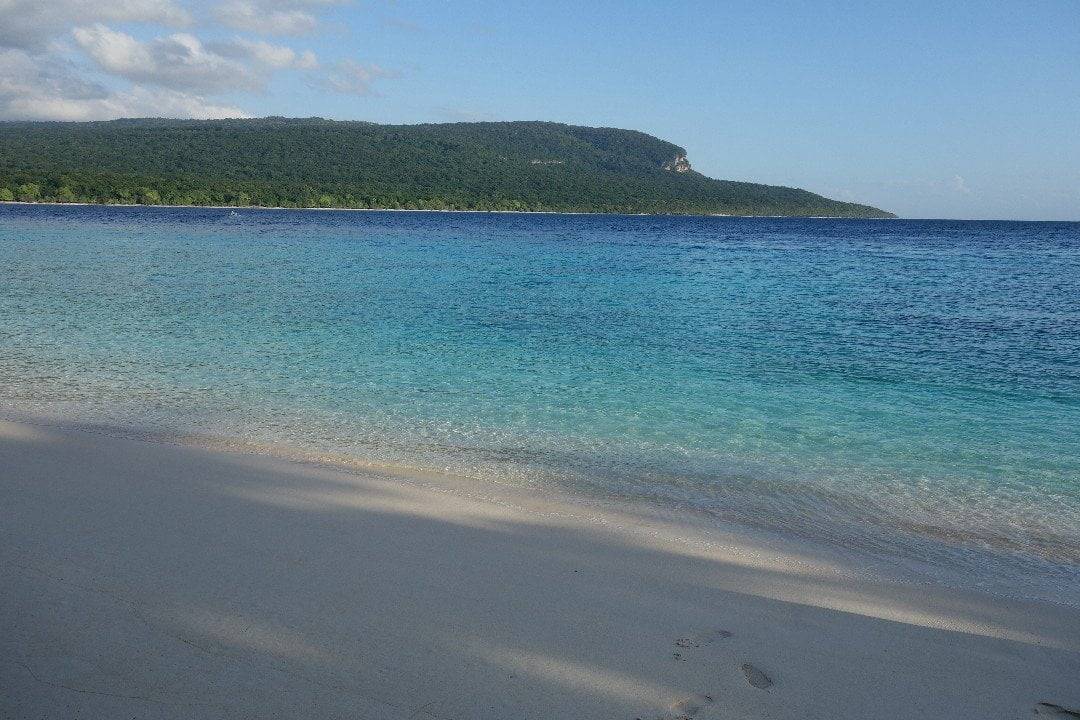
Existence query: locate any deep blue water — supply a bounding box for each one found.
[2,204,1079,602]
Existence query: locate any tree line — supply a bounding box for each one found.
[0,118,893,218]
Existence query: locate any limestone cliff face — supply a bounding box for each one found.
[663,154,691,173]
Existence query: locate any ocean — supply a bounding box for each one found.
[2,204,1078,604]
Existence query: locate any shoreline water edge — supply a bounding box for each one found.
[0,199,892,219]
[3,405,1078,610]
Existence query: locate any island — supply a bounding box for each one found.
[0,118,894,217]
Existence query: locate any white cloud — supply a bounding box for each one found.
[0,0,386,121]
[210,37,317,70]
[0,0,190,49]
[320,59,400,96]
[215,0,314,35]
[213,0,350,36]
[74,24,260,92]
[72,25,317,93]
[0,48,246,120]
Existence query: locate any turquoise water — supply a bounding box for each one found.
[2,205,1079,602]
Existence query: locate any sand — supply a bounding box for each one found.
[2,417,1078,719]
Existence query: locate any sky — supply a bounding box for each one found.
[1,0,1077,220]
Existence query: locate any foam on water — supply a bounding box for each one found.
[2,205,1078,603]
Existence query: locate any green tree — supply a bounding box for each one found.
[0,188,13,202]
[0,118,894,217]
[16,183,40,201]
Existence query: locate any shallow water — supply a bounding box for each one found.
[2,205,1078,603]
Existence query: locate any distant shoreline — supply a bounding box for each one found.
[10,200,1078,222]
[0,199,895,220]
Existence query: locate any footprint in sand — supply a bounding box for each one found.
[740,663,772,690]
[659,693,715,720]
[1035,703,1080,718]
[674,629,733,649]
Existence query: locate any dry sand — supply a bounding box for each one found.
[2,418,1078,719]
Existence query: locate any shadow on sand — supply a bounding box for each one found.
[2,418,1079,719]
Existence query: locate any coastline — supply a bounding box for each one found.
[7,200,1080,222]
[0,199,892,220]
[3,416,1078,719]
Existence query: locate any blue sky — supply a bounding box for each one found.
[2,1,1077,219]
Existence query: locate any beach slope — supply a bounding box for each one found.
[2,419,1077,719]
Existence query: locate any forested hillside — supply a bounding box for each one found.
[0,118,892,217]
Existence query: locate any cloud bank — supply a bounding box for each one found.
[0,0,398,120]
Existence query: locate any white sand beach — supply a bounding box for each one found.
[2,418,1078,719]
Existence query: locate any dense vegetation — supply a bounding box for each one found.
[0,118,893,217]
